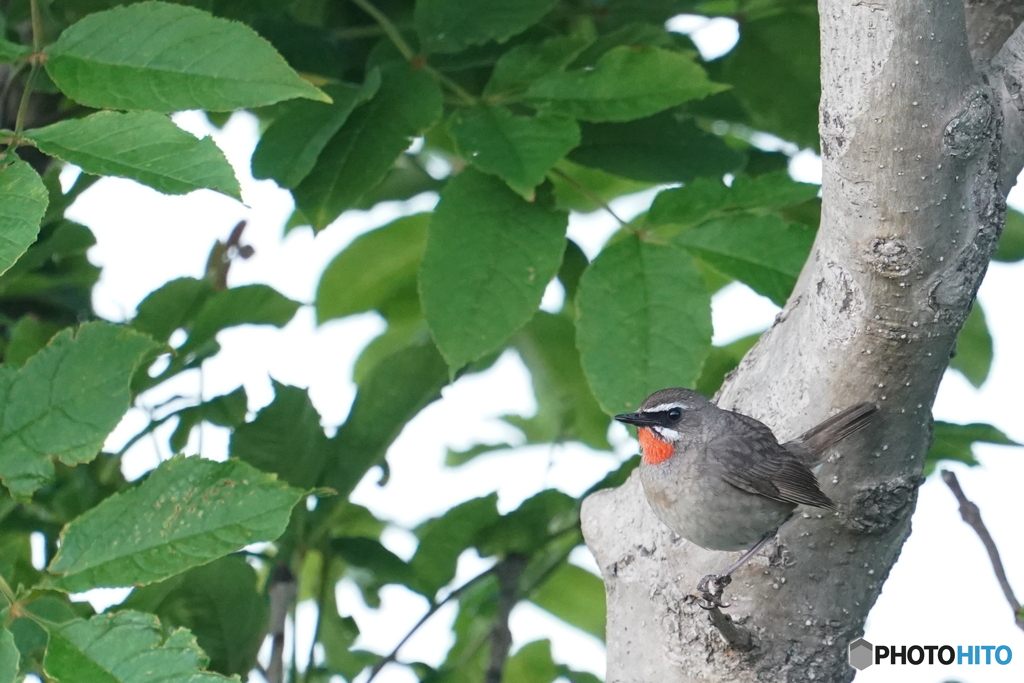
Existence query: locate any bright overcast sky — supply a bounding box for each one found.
[50,17,1024,683]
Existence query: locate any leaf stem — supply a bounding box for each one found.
[549,167,628,226]
[0,573,16,606]
[29,0,43,52]
[348,0,414,60]
[6,0,45,159]
[347,0,477,106]
[12,64,40,140]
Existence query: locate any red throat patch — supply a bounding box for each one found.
[638,428,673,465]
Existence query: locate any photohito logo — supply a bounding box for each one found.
[848,638,1012,671]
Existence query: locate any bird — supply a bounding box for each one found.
[614,387,876,605]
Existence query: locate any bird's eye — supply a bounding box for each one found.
[668,408,682,420]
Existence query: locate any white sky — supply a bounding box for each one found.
[50,16,1024,683]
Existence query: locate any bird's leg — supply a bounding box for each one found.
[696,533,776,609]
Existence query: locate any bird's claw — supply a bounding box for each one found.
[695,573,731,609]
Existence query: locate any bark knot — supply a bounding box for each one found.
[943,89,995,158]
[867,237,912,278]
[844,476,919,533]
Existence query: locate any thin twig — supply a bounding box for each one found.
[941,470,1024,631]
[364,565,499,683]
[549,167,628,226]
[346,0,477,106]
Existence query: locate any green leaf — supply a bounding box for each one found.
[568,112,742,183]
[119,555,268,677]
[319,598,374,679]
[523,46,726,122]
[951,303,993,387]
[719,11,820,148]
[477,490,577,557]
[529,563,605,640]
[449,106,580,193]
[572,20,688,65]
[994,207,1024,262]
[549,160,650,213]
[484,25,597,97]
[43,611,228,683]
[322,341,449,497]
[315,213,428,323]
[694,332,762,397]
[0,158,48,277]
[558,239,589,303]
[24,112,241,199]
[420,169,568,369]
[675,214,815,306]
[434,574,498,682]
[445,442,514,467]
[3,316,62,367]
[647,172,821,230]
[415,0,559,54]
[45,1,329,112]
[179,284,301,354]
[352,289,430,383]
[252,74,381,189]
[294,64,443,231]
[332,537,418,592]
[0,38,29,64]
[509,312,611,450]
[131,277,213,344]
[925,422,1019,475]
[559,667,603,683]
[502,640,558,683]
[411,494,500,596]
[576,236,712,414]
[0,532,40,593]
[0,625,17,683]
[230,381,330,489]
[46,456,304,592]
[170,387,249,453]
[0,322,157,499]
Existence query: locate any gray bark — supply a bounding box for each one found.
[581,2,1024,681]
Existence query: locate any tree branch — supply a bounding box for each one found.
[267,563,297,683]
[486,555,526,683]
[964,0,1024,61]
[583,0,1023,679]
[941,470,1024,631]
[990,18,1024,188]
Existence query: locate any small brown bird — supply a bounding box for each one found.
[615,388,875,602]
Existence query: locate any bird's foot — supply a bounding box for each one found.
[695,573,731,610]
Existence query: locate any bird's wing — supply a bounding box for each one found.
[708,429,836,510]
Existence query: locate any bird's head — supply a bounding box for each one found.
[614,388,711,465]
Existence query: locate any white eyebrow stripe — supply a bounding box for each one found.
[654,426,681,440]
[646,402,687,413]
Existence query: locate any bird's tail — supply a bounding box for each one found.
[784,402,877,465]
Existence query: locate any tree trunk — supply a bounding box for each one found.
[581,1,1024,681]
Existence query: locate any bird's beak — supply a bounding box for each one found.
[614,412,661,427]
